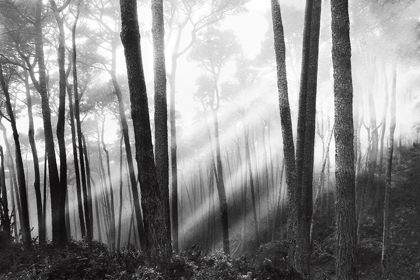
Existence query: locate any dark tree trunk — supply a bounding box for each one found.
[50,0,69,246]
[69,2,86,240]
[0,62,31,249]
[31,0,61,246]
[119,0,172,266]
[331,0,358,278]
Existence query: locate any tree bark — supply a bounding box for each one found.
[270,0,299,270]
[331,0,358,278]
[152,0,172,252]
[119,0,172,266]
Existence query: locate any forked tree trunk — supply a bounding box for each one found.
[120,0,172,266]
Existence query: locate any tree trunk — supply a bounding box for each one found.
[381,63,397,273]
[50,0,69,246]
[244,126,260,247]
[152,0,172,252]
[0,63,31,249]
[270,0,299,270]
[119,0,172,266]
[294,0,322,275]
[0,146,11,237]
[331,0,358,278]
[32,0,61,246]
[23,70,44,245]
[69,2,87,240]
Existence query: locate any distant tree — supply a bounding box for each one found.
[190,27,240,254]
[331,0,358,278]
[119,0,172,266]
[165,0,248,252]
[381,63,397,273]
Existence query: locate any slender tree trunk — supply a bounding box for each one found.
[0,63,31,249]
[0,146,11,237]
[82,134,94,241]
[331,0,358,278]
[381,64,397,273]
[310,124,334,244]
[244,126,260,247]
[270,0,299,270]
[69,2,86,240]
[117,135,124,251]
[211,108,230,255]
[23,71,44,245]
[120,0,172,266]
[101,120,116,251]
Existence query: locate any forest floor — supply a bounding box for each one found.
[311,144,420,279]
[1,145,420,279]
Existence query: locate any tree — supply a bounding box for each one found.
[165,0,248,252]
[152,0,171,253]
[49,0,71,246]
[0,62,31,249]
[270,0,299,270]
[331,0,358,278]
[119,0,172,266]
[0,145,11,238]
[381,63,397,273]
[294,0,322,275]
[190,27,240,254]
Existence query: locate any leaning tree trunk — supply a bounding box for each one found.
[0,62,31,249]
[381,63,397,273]
[119,0,172,267]
[331,0,358,278]
[270,0,299,271]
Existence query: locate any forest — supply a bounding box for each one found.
[0,0,419,279]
